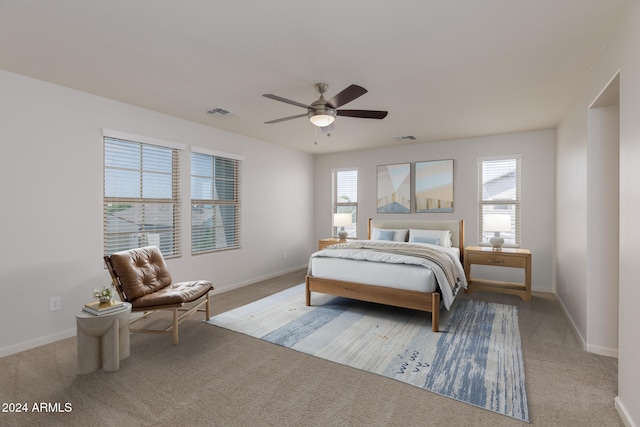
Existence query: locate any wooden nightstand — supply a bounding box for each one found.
[318,238,346,250]
[464,246,532,302]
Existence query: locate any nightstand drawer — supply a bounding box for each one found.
[467,252,527,269]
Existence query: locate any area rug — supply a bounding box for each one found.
[207,284,529,422]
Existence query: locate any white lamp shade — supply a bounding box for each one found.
[484,214,511,232]
[333,213,352,227]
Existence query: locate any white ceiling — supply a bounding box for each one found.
[0,0,628,154]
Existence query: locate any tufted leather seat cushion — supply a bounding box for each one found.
[109,246,213,308]
[128,280,213,309]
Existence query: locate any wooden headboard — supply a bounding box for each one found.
[368,218,465,260]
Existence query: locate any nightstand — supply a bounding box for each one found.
[318,238,346,250]
[464,246,532,301]
[75,302,132,374]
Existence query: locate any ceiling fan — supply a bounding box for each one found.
[263,83,388,128]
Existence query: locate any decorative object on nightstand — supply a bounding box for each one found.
[464,246,532,302]
[333,213,352,240]
[83,299,126,316]
[93,285,114,303]
[484,214,511,250]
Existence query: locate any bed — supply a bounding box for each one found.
[305,218,466,332]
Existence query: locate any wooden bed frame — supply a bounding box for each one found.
[305,218,464,332]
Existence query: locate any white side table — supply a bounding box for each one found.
[75,302,132,374]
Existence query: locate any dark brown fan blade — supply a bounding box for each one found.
[326,84,368,108]
[264,113,308,124]
[263,94,310,109]
[337,109,388,119]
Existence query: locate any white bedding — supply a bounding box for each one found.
[310,257,438,292]
[308,241,466,310]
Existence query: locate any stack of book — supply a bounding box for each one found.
[82,299,127,316]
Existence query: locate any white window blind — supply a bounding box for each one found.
[191,151,241,254]
[332,169,358,238]
[103,136,181,257]
[477,156,521,247]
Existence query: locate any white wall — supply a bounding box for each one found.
[587,104,619,357]
[0,70,314,357]
[556,0,640,424]
[314,129,556,293]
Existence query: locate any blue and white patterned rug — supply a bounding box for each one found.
[207,284,529,422]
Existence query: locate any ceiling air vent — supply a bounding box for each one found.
[394,135,416,141]
[206,107,235,118]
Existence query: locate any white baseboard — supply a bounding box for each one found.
[0,265,308,359]
[555,294,619,358]
[586,343,618,358]
[0,328,76,358]
[212,264,308,295]
[555,294,588,349]
[615,396,637,427]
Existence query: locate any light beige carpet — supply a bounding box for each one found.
[208,285,528,421]
[0,269,623,426]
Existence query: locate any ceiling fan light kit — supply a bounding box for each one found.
[308,108,336,127]
[263,83,387,128]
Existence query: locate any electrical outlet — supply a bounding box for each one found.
[49,296,61,312]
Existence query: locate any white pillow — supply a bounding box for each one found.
[371,227,408,242]
[409,229,452,247]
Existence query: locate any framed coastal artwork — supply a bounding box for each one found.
[377,163,411,213]
[414,159,454,213]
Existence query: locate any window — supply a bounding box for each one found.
[191,148,241,254]
[103,133,182,257]
[332,169,358,238]
[477,156,521,247]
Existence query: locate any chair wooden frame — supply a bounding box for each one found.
[104,255,212,345]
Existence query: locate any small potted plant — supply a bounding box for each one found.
[93,285,113,304]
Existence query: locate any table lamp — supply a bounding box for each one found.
[484,214,511,250]
[333,213,352,240]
